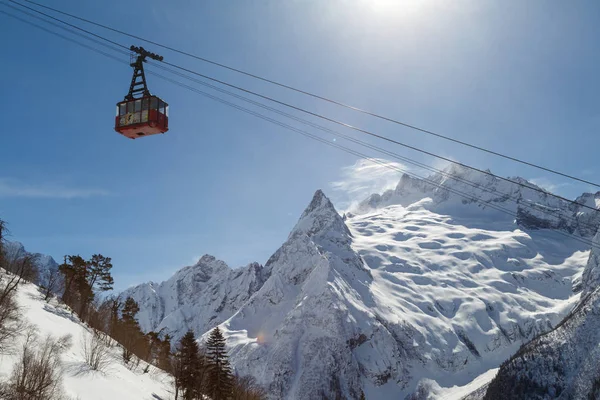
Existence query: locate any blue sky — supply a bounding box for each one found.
[1,0,600,290]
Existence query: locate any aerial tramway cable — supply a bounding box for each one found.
[144,60,600,233]
[1,3,599,246]
[2,2,592,233]
[145,68,599,250]
[8,0,600,190]
[0,1,129,56]
[140,54,600,232]
[3,0,599,214]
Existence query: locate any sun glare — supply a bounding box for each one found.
[367,0,428,17]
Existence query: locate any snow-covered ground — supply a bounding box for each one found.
[343,201,588,395]
[0,280,173,400]
[410,367,498,400]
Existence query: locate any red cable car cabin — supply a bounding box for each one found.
[115,96,169,139]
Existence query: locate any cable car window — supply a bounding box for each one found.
[135,100,142,112]
[142,98,149,110]
[165,105,169,117]
[150,97,158,110]
[119,104,126,116]
[127,102,135,113]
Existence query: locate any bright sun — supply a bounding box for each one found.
[367,0,427,16]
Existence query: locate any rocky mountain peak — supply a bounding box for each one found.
[290,189,351,240]
[193,254,228,272]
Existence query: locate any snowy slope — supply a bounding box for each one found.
[484,228,600,400]
[0,279,172,400]
[126,166,599,399]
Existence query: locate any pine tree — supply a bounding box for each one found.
[58,255,87,307]
[206,326,233,400]
[58,254,114,319]
[80,254,114,319]
[122,297,140,324]
[119,297,144,363]
[108,296,122,337]
[175,330,203,400]
[86,254,114,292]
[193,348,208,399]
[146,331,161,363]
[157,333,172,371]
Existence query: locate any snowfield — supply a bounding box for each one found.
[121,165,599,399]
[0,281,173,400]
[484,229,600,399]
[347,202,589,392]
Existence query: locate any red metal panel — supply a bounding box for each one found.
[114,96,169,139]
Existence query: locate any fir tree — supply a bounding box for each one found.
[119,297,144,362]
[121,297,140,325]
[175,330,203,400]
[206,326,233,400]
[157,333,172,372]
[146,331,161,363]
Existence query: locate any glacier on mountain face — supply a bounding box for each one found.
[125,165,600,399]
[484,228,600,400]
[355,164,600,238]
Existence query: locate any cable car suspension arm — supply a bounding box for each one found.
[125,45,163,100]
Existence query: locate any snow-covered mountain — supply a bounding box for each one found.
[122,255,270,338]
[125,165,600,399]
[483,228,600,400]
[355,164,600,238]
[4,240,60,288]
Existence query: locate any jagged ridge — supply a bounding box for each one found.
[355,164,600,238]
[122,255,270,340]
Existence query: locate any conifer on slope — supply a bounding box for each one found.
[206,326,233,400]
[175,330,204,400]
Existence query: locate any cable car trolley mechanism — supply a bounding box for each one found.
[115,46,169,139]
